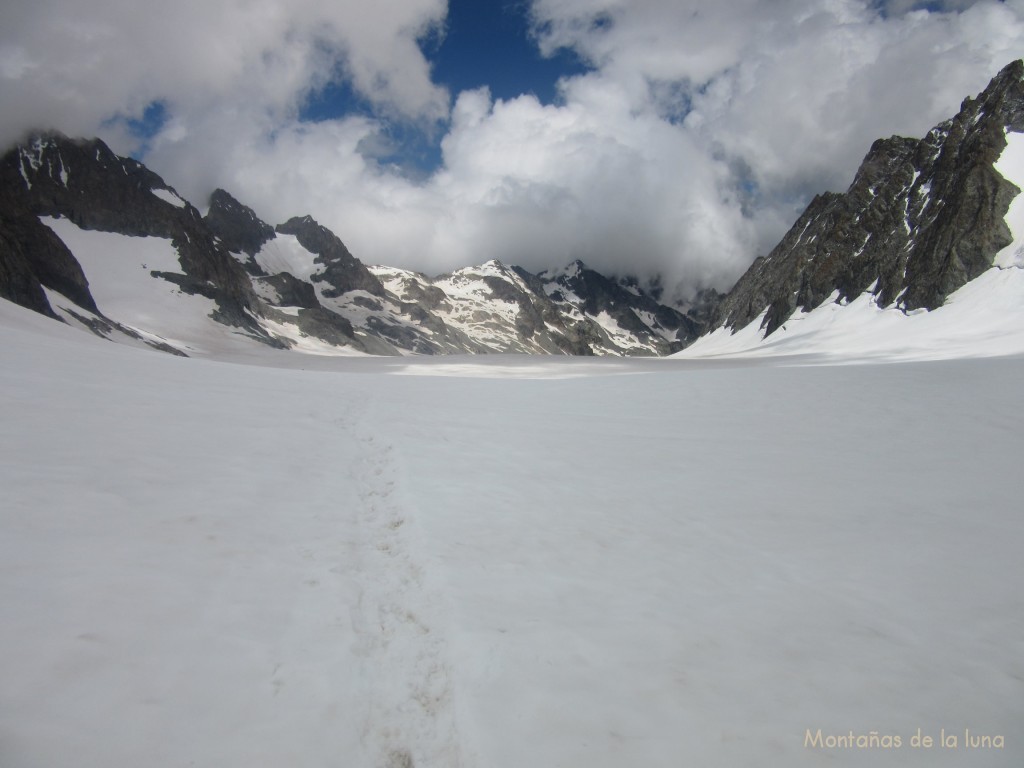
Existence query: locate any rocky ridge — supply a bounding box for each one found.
[0,139,700,356]
[0,133,280,352]
[712,59,1024,336]
[3,60,1023,357]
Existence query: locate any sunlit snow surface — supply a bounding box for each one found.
[994,131,1024,268]
[678,267,1024,362]
[149,187,187,209]
[1,297,1021,767]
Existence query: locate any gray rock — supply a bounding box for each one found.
[0,132,267,339]
[204,188,275,274]
[712,59,1024,336]
[275,215,385,298]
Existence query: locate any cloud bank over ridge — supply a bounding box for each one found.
[2,0,1022,303]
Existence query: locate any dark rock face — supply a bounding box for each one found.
[0,136,102,318]
[294,307,355,344]
[713,59,1024,336]
[275,215,385,298]
[257,272,319,309]
[204,188,276,272]
[0,226,53,317]
[0,132,265,336]
[0,209,94,317]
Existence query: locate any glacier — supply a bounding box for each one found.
[1,295,1020,767]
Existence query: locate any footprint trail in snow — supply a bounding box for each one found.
[344,395,469,768]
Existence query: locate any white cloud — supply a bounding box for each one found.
[0,0,449,147]
[167,85,753,303]
[2,0,1023,303]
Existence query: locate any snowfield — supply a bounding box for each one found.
[1,297,1022,767]
[677,265,1024,362]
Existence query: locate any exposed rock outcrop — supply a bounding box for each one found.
[712,59,1024,336]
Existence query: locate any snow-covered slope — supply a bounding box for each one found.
[2,297,1021,766]
[37,216,274,357]
[994,130,1024,268]
[679,265,1024,362]
[1,140,699,358]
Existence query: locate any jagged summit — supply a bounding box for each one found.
[0,132,270,350]
[206,188,276,263]
[275,215,385,299]
[3,61,1024,359]
[0,132,697,357]
[711,58,1024,337]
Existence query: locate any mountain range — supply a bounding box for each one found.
[3,58,1024,768]
[1,59,1022,359]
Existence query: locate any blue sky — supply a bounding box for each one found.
[300,0,585,120]
[425,0,589,105]
[1,0,1022,300]
[298,0,591,174]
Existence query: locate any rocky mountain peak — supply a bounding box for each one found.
[205,188,276,262]
[0,132,272,343]
[961,58,1024,131]
[711,58,1024,337]
[4,61,1022,360]
[1,130,704,358]
[275,215,385,298]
